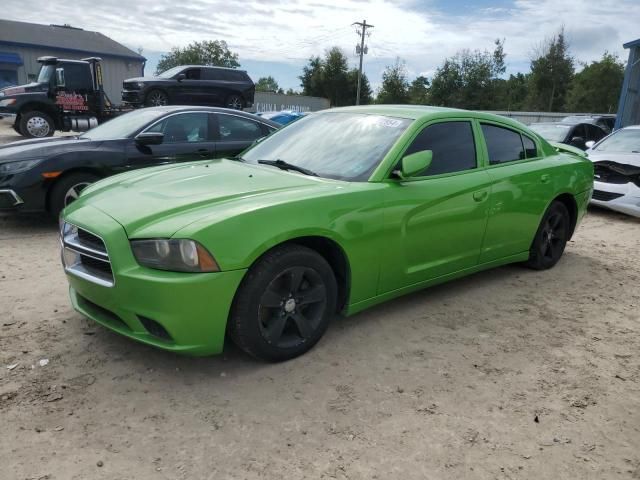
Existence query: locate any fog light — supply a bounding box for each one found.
[62,247,81,268]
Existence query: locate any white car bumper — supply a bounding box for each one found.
[591,180,640,218]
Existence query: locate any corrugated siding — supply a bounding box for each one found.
[2,45,143,104]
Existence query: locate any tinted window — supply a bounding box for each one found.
[217,114,264,141]
[63,63,92,91]
[403,122,476,176]
[184,68,201,80]
[482,124,526,164]
[203,68,223,81]
[146,113,209,143]
[522,135,538,158]
[586,124,606,141]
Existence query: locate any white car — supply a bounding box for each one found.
[586,126,640,218]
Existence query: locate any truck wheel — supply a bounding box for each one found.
[145,90,169,107]
[49,172,100,217]
[19,111,55,138]
[226,95,244,110]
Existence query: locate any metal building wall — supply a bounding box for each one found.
[0,44,143,104]
[615,40,640,130]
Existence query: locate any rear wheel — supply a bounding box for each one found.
[525,201,570,270]
[226,94,244,110]
[145,89,169,107]
[19,111,55,138]
[49,172,100,217]
[228,245,337,362]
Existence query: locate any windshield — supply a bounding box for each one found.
[157,66,185,78]
[241,112,412,181]
[530,124,570,142]
[37,65,55,83]
[79,109,167,140]
[592,129,640,153]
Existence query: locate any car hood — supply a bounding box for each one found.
[586,150,640,168]
[0,82,47,96]
[0,136,98,163]
[70,159,340,238]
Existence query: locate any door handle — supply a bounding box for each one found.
[540,174,551,183]
[472,190,488,202]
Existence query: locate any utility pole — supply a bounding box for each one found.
[353,19,373,105]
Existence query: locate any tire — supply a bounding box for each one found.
[145,89,169,107]
[19,111,55,138]
[49,172,100,217]
[225,94,244,110]
[525,201,570,270]
[228,244,337,362]
[12,122,21,134]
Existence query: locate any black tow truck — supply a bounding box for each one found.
[0,56,130,138]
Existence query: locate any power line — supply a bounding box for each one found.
[353,20,374,105]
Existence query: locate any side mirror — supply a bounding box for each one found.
[570,136,585,147]
[585,140,595,149]
[176,73,186,82]
[396,150,432,179]
[135,132,164,146]
[55,67,65,88]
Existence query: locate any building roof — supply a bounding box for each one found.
[0,19,145,61]
[623,38,640,49]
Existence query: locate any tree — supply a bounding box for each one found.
[347,69,373,105]
[255,76,281,93]
[429,39,506,109]
[376,58,410,104]
[528,28,574,111]
[497,73,531,111]
[408,75,430,105]
[566,53,625,113]
[285,88,299,96]
[156,40,240,74]
[299,48,360,106]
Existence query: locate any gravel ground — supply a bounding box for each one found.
[1,126,639,479]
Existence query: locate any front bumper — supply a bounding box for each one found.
[121,90,143,105]
[0,189,24,208]
[590,180,640,218]
[63,205,247,356]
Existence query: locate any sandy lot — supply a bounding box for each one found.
[1,126,639,480]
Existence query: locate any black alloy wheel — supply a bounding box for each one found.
[525,201,570,270]
[145,90,169,107]
[228,244,337,361]
[226,95,244,110]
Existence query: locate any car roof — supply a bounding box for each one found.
[322,105,530,130]
[138,106,280,127]
[175,65,248,73]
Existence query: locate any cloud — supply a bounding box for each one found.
[2,0,636,90]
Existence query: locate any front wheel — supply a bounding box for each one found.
[145,89,169,107]
[525,201,570,270]
[49,172,100,217]
[19,111,55,138]
[228,245,337,362]
[225,94,244,110]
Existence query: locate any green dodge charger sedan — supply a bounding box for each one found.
[60,105,593,361]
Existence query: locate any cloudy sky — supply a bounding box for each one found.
[3,0,637,91]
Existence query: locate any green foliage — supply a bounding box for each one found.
[429,39,506,109]
[299,48,370,105]
[255,76,282,93]
[528,29,574,111]
[566,53,625,113]
[408,76,430,105]
[156,40,240,74]
[376,58,410,104]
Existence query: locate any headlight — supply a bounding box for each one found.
[130,239,220,273]
[0,98,16,106]
[137,82,145,89]
[0,159,43,175]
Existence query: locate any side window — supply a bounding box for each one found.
[587,124,606,141]
[203,68,223,81]
[217,114,264,142]
[184,68,201,80]
[481,124,526,164]
[62,64,92,91]
[522,134,538,158]
[403,121,477,176]
[146,113,209,143]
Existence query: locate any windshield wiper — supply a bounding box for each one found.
[258,159,318,176]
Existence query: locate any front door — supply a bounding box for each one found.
[379,120,492,293]
[124,111,215,168]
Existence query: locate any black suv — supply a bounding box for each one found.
[122,65,255,110]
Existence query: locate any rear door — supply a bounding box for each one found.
[478,122,555,263]
[379,119,492,292]
[201,68,225,105]
[213,113,275,158]
[124,112,215,168]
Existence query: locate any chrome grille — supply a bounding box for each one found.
[61,222,114,287]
